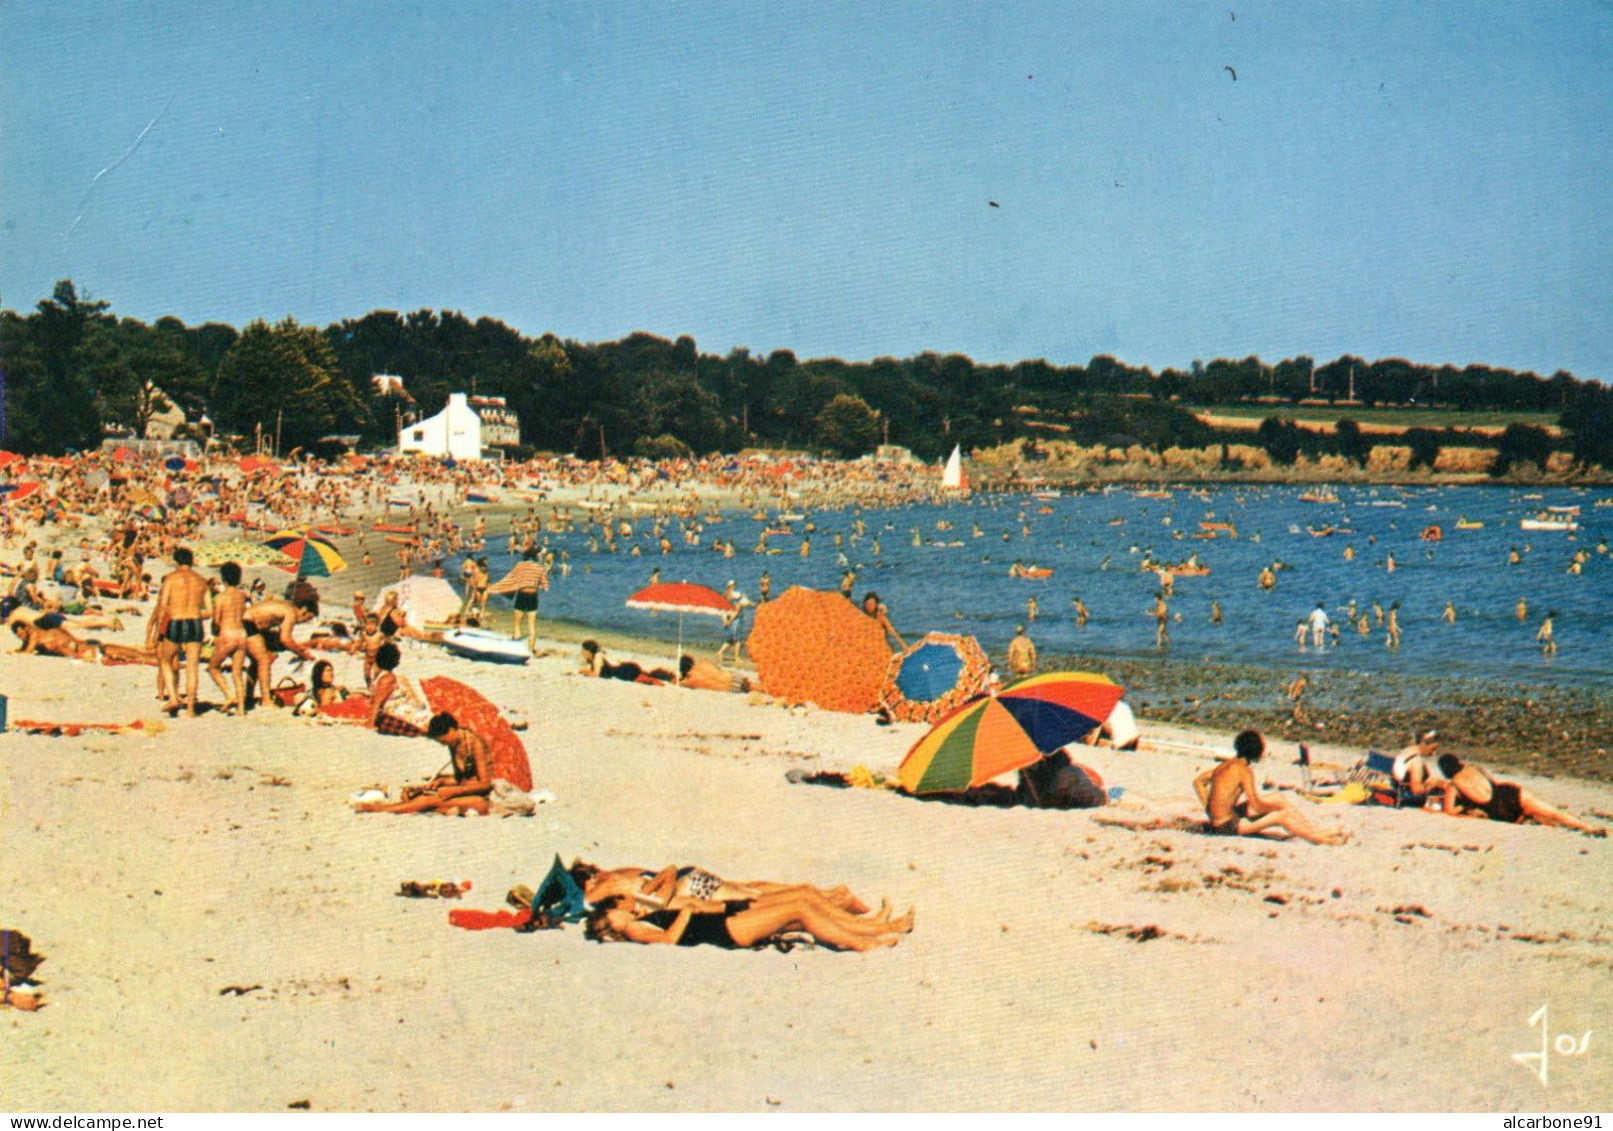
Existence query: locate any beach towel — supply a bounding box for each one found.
[448,908,533,931]
[12,718,151,737]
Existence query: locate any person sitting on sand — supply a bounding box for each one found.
[362,642,431,731]
[584,891,912,952]
[356,712,494,816]
[1434,754,1605,836]
[1390,729,1445,801]
[1193,729,1350,845]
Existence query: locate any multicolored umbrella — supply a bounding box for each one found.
[879,632,992,724]
[420,676,533,792]
[896,671,1125,795]
[135,504,167,522]
[192,538,294,567]
[626,581,735,659]
[746,586,892,714]
[263,530,347,577]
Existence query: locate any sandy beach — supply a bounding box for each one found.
[4,521,1610,1111]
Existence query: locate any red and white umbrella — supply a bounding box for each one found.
[0,481,43,505]
[625,581,735,661]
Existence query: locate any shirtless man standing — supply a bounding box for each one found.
[243,593,319,708]
[207,561,250,716]
[151,547,211,716]
[1193,729,1349,845]
[1006,624,1037,678]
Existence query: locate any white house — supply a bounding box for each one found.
[397,392,521,461]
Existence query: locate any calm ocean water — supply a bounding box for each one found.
[463,484,1611,690]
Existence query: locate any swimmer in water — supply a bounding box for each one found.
[1516,596,1527,622]
[1536,612,1556,657]
[1209,600,1222,626]
[1073,596,1089,627]
[1441,601,1456,625]
[1385,602,1402,649]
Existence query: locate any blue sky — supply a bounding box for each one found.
[3,2,1609,380]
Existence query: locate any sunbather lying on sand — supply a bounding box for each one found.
[10,621,153,665]
[585,891,912,952]
[1435,754,1606,836]
[572,861,873,915]
[1194,729,1350,846]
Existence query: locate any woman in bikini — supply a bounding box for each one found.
[573,862,874,916]
[365,642,431,731]
[585,892,913,952]
[356,712,493,815]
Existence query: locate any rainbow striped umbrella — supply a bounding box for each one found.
[263,530,347,577]
[896,672,1125,795]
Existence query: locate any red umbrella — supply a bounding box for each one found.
[420,676,533,793]
[626,581,734,615]
[625,581,735,659]
[0,451,23,469]
[0,481,43,505]
[239,455,279,475]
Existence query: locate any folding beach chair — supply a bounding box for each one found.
[1350,751,1418,807]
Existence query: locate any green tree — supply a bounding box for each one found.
[1403,427,1443,471]
[633,371,725,454]
[213,318,362,452]
[1257,416,1303,466]
[1490,423,1553,478]
[1559,382,1613,470]
[814,394,881,457]
[1332,419,1372,468]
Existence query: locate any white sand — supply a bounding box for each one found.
[3,483,1610,1112]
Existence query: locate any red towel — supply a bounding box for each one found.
[448,908,532,931]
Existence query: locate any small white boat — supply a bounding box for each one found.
[1520,513,1578,532]
[441,628,532,665]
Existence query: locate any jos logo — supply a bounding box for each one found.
[1513,1004,1593,1087]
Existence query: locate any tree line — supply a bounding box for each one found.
[2,279,1611,470]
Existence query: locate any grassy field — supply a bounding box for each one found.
[1193,403,1561,435]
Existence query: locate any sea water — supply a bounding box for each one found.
[458,484,1610,690]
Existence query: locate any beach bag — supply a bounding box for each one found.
[271,678,306,707]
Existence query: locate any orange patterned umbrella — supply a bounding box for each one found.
[746,586,892,713]
[420,676,533,793]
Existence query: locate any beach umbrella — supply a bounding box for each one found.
[112,446,136,464]
[420,675,533,792]
[896,672,1126,795]
[263,530,346,576]
[135,503,167,522]
[164,456,187,473]
[625,580,734,660]
[879,632,992,725]
[0,481,43,504]
[0,451,23,469]
[192,538,294,567]
[372,576,463,626]
[239,455,279,475]
[746,586,892,714]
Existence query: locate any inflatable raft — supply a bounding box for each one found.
[441,628,532,665]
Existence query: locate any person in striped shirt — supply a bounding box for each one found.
[488,547,550,651]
